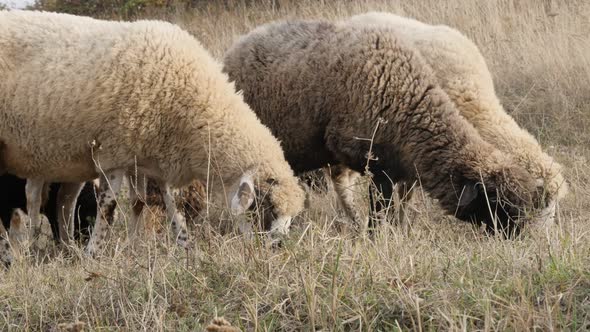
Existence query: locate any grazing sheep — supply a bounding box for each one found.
[344,12,567,224]
[0,11,305,256]
[223,20,542,233]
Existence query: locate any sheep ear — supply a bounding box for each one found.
[230,174,255,215]
[458,183,478,207]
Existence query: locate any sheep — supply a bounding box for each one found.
[0,11,305,256]
[343,12,567,225]
[223,20,543,233]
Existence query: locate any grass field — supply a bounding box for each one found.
[1,0,589,330]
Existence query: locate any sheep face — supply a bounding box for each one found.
[453,165,540,236]
[532,172,568,227]
[229,173,305,240]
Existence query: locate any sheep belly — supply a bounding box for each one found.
[2,144,98,182]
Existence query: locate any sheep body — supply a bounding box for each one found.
[345,12,567,222]
[0,11,304,253]
[224,20,540,231]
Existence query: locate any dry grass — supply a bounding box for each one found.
[2,0,590,330]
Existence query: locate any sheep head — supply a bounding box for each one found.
[452,163,541,236]
[229,172,305,242]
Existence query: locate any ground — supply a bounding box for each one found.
[0,0,589,330]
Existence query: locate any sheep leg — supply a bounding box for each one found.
[56,182,85,243]
[329,165,366,231]
[158,181,190,249]
[368,173,395,229]
[25,178,45,238]
[8,209,28,250]
[85,170,124,257]
[127,172,147,239]
[396,181,415,232]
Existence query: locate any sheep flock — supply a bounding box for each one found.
[0,10,567,267]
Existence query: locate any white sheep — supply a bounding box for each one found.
[223,20,542,234]
[343,12,567,225]
[0,11,305,256]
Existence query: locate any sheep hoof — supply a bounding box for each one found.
[176,238,193,250]
[335,217,366,236]
[267,232,285,249]
[206,317,241,332]
[31,215,54,252]
[84,242,101,258]
[9,209,30,247]
[84,249,100,259]
[270,239,283,249]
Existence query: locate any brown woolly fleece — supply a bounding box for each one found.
[223,20,541,230]
[0,11,304,223]
[345,12,567,223]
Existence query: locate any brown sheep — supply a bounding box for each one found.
[344,12,567,226]
[223,20,542,233]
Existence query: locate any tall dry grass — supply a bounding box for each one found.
[1,0,589,330]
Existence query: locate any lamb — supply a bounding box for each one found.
[343,12,567,224]
[223,20,542,233]
[0,11,305,256]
